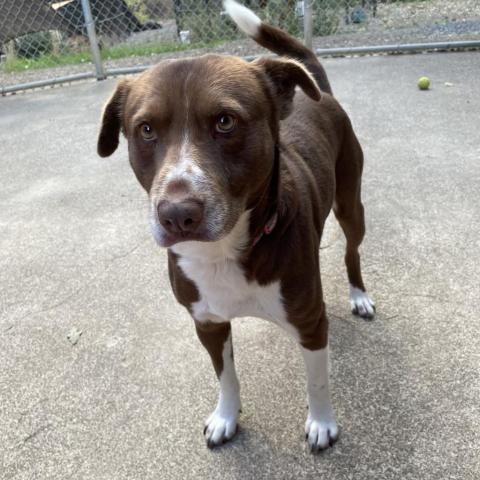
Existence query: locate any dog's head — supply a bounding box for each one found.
[97,54,320,247]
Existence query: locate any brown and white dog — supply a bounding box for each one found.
[97,0,375,453]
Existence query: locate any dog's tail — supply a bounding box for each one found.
[223,0,332,95]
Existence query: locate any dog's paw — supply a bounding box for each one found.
[204,409,239,448]
[305,415,338,453]
[349,285,376,319]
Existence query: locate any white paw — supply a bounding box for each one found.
[305,415,338,453]
[350,285,376,318]
[204,408,239,448]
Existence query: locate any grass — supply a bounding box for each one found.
[0,41,222,74]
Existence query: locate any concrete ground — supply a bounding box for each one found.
[1,51,479,479]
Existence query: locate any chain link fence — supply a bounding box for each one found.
[1,0,480,94]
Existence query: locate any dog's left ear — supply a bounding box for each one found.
[252,57,321,119]
[97,78,131,158]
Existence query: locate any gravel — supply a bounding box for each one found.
[1,0,479,91]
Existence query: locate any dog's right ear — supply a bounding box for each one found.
[97,79,131,157]
[252,57,321,120]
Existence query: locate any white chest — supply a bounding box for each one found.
[170,212,297,338]
[177,255,282,322]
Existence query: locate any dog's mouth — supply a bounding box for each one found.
[148,199,249,249]
[156,230,212,248]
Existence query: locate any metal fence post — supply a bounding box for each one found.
[80,0,106,80]
[304,1,313,51]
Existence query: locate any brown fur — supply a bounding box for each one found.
[97,12,372,448]
[97,58,368,351]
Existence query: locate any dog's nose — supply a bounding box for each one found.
[157,200,204,235]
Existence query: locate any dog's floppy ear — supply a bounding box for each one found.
[252,57,321,119]
[97,79,131,157]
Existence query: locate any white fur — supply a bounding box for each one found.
[224,0,261,37]
[171,211,299,340]
[301,345,338,451]
[349,284,375,318]
[148,131,229,246]
[162,74,205,191]
[164,132,206,188]
[149,203,164,245]
[204,332,241,445]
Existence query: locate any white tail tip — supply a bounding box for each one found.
[224,0,261,38]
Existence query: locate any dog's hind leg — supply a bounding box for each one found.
[333,126,375,318]
[195,320,241,448]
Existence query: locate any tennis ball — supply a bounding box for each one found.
[417,76,430,90]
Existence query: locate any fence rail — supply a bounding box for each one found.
[1,0,480,94]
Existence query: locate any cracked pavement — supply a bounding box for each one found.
[1,51,479,479]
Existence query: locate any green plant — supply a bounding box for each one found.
[100,41,219,60]
[15,32,53,58]
[0,40,222,73]
[1,50,90,73]
[264,0,302,37]
[249,0,340,39]
[126,0,172,23]
[313,0,340,37]
[177,1,238,43]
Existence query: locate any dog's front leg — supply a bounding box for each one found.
[301,344,338,452]
[194,320,241,448]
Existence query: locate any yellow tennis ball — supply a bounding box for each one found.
[417,76,430,90]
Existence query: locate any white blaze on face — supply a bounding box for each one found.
[148,129,232,245]
[162,71,206,191]
[163,132,206,190]
[148,132,207,247]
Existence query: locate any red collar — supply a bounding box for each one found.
[252,211,278,246]
[251,143,280,247]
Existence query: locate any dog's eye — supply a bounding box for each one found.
[215,114,236,133]
[140,123,156,141]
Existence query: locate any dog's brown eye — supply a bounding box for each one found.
[140,123,156,141]
[216,114,236,133]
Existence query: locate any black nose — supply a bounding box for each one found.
[157,200,204,236]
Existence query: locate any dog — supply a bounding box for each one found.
[97,0,375,453]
